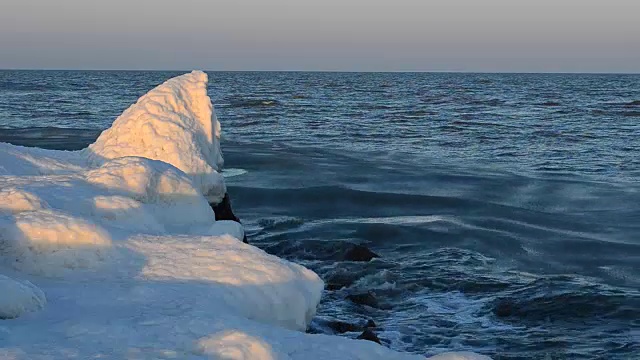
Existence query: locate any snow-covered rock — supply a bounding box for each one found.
[0,275,46,319]
[0,71,490,360]
[86,71,226,204]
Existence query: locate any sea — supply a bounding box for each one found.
[0,70,638,359]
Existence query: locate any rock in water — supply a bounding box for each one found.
[326,282,347,291]
[357,329,381,344]
[211,193,239,222]
[365,319,376,328]
[493,300,513,318]
[325,271,358,290]
[327,320,362,334]
[343,244,380,262]
[326,319,377,334]
[210,193,247,243]
[347,292,379,308]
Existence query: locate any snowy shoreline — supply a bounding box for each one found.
[0,71,488,359]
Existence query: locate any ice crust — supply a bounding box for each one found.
[0,275,46,320]
[87,70,225,204]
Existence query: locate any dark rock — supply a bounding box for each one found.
[326,282,346,291]
[343,244,379,262]
[357,329,381,344]
[625,100,640,107]
[327,320,361,334]
[347,292,379,308]
[210,193,247,243]
[305,323,323,334]
[210,193,240,222]
[365,319,376,328]
[541,101,561,107]
[325,272,357,291]
[493,300,513,318]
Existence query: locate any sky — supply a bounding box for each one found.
[1,0,639,73]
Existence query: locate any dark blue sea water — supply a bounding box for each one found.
[1,71,639,359]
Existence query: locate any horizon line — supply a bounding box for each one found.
[1,68,639,75]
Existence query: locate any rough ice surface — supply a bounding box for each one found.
[0,72,489,359]
[86,70,226,204]
[0,275,46,319]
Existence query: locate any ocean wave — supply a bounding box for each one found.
[0,80,56,92]
[221,168,248,178]
[0,126,100,150]
[224,98,281,108]
[491,277,640,322]
[231,185,479,215]
[539,101,561,107]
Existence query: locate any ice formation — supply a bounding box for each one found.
[86,71,226,204]
[0,72,490,359]
[0,275,46,319]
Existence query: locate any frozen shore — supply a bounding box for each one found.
[0,71,488,360]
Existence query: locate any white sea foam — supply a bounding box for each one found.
[223,168,249,178]
[0,71,489,360]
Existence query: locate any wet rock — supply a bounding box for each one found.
[327,320,361,334]
[210,193,247,243]
[326,282,347,291]
[347,292,379,308]
[493,299,513,318]
[343,244,379,262]
[357,329,381,344]
[305,323,323,334]
[210,193,240,222]
[325,272,357,291]
[365,319,376,328]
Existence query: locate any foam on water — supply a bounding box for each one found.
[222,168,249,178]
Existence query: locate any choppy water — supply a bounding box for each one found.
[1,70,639,359]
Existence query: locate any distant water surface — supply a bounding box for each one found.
[1,71,639,359]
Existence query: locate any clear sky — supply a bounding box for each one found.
[1,0,639,72]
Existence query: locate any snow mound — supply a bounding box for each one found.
[128,234,323,331]
[85,156,214,228]
[0,209,112,275]
[194,324,487,360]
[0,275,46,319]
[0,187,49,213]
[0,157,218,276]
[196,331,276,360]
[86,70,226,203]
[0,142,86,176]
[0,71,490,360]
